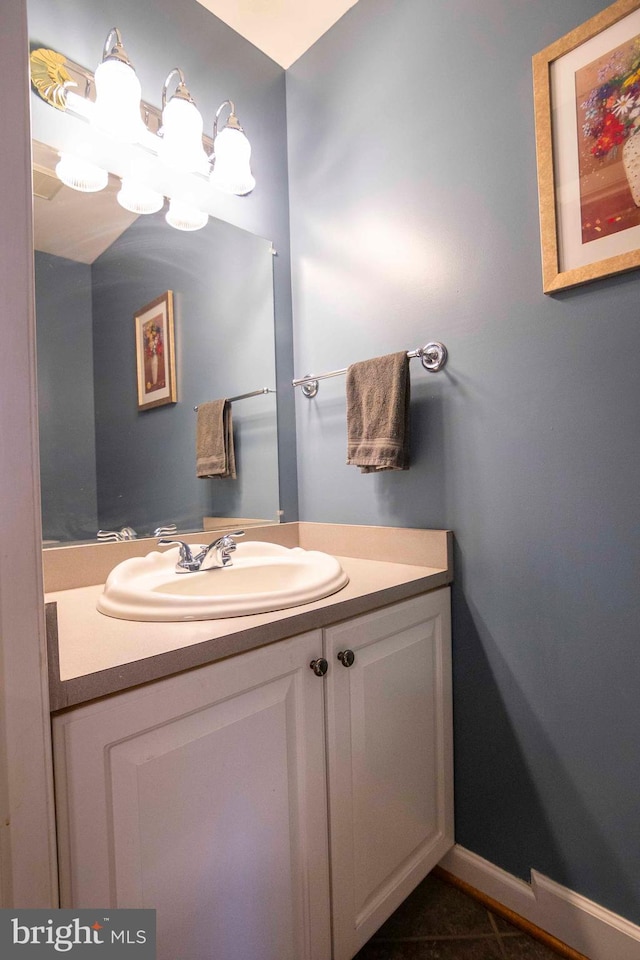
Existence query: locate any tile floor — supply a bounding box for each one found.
[354,872,570,960]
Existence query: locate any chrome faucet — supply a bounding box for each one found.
[158,531,245,573]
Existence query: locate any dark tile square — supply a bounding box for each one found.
[371,875,495,941]
[500,935,565,959]
[355,938,504,959]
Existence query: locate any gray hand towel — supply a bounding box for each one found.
[346,352,410,472]
[196,399,236,479]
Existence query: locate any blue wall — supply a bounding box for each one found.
[35,250,98,540]
[287,0,640,924]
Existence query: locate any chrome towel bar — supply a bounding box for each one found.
[292,341,448,398]
[194,387,275,411]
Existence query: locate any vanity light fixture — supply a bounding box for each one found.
[209,100,255,196]
[92,28,146,143]
[159,68,210,174]
[30,34,257,215]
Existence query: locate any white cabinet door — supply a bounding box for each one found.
[53,630,331,960]
[324,590,454,960]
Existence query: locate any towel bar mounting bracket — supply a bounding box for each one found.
[418,341,448,371]
[301,378,319,398]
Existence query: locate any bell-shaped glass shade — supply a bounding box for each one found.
[55,153,108,193]
[159,97,210,174]
[165,197,208,231]
[210,125,255,196]
[117,177,164,215]
[93,59,145,143]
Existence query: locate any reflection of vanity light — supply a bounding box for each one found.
[165,197,208,231]
[55,152,108,192]
[93,28,146,143]
[117,177,164,215]
[210,101,255,196]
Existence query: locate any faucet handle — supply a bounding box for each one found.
[157,538,200,573]
[199,530,245,570]
[219,530,245,544]
[212,530,244,564]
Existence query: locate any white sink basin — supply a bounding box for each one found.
[97,541,349,622]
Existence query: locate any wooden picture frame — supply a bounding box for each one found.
[134,291,177,410]
[533,0,640,292]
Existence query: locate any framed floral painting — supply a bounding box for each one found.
[533,0,640,291]
[134,291,177,410]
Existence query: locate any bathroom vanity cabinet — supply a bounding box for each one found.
[52,589,453,960]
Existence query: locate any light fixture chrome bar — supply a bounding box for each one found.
[292,342,448,398]
[193,387,275,411]
[30,48,215,152]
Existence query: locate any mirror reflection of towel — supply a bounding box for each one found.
[196,399,236,479]
[346,352,410,472]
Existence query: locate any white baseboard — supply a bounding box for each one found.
[438,845,640,960]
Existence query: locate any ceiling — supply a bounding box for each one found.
[194,0,360,68]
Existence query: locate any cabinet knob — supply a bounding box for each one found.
[310,658,329,677]
[337,649,355,668]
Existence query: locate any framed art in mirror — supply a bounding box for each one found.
[533,0,640,292]
[135,290,177,410]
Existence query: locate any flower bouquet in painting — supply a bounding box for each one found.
[577,35,640,243]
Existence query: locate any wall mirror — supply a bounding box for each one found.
[33,140,280,545]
